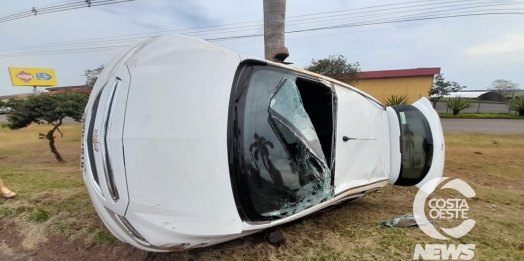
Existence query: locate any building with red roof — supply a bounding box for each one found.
[350,68,441,104]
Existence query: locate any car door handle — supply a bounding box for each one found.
[343,136,376,142]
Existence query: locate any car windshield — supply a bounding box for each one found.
[233,67,333,220]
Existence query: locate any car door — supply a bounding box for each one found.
[333,85,390,195]
[386,97,445,194]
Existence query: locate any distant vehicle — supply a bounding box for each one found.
[81,35,445,252]
[0,107,12,114]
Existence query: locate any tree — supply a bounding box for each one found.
[488,79,520,97]
[305,55,361,84]
[83,65,104,87]
[4,99,24,109]
[2,92,89,162]
[429,74,465,108]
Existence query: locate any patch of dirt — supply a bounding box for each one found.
[0,219,201,261]
[0,220,29,261]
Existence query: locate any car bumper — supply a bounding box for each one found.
[82,168,168,252]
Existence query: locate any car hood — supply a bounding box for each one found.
[121,36,244,239]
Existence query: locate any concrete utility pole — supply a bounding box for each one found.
[263,0,289,63]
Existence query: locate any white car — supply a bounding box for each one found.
[0,107,12,114]
[81,35,444,252]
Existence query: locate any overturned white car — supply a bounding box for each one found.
[81,35,444,252]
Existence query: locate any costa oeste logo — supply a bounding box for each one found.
[412,177,476,260]
[17,71,34,82]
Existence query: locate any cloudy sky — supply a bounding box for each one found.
[0,0,523,96]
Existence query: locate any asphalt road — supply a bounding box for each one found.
[435,101,509,114]
[0,115,522,134]
[440,118,524,134]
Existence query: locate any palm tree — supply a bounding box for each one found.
[263,0,288,62]
[249,133,284,186]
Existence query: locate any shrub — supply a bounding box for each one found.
[385,95,409,106]
[446,97,472,115]
[507,97,524,116]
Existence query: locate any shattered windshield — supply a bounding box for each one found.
[236,68,332,220]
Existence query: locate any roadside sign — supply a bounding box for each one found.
[8,67,58,86]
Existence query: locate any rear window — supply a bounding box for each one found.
[393,105,434,186]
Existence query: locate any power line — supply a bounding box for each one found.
[0,0,523,58]
[286,2,520,26]
[0,0,514,54]
[1,11,521,58]
[287,12,524,34]
[188,2,523,37]
[0,0,136,23]
[0,0,510,42]
[1,12,521,57]
[3,0,520,53]
[1,0,85,16]
[212,12,524,40]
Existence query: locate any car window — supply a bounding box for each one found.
[269,77,326,161]
[393,105,433,186]
[236,67,332,220]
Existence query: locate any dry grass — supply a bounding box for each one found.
[1,124,523,260]
[0,124,107,248]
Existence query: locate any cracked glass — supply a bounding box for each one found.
[240,69,332,220]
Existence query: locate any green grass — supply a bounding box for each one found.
[439,113,523,119]
[1,125,524,260]
[95,231,118,243]
[0,124,111,248]
[28,209,50,223]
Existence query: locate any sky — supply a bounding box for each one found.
[0,0,523,96]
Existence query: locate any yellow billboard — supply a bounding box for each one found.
[8,67,58,86]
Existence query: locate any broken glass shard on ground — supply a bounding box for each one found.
[381,214,434,228]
